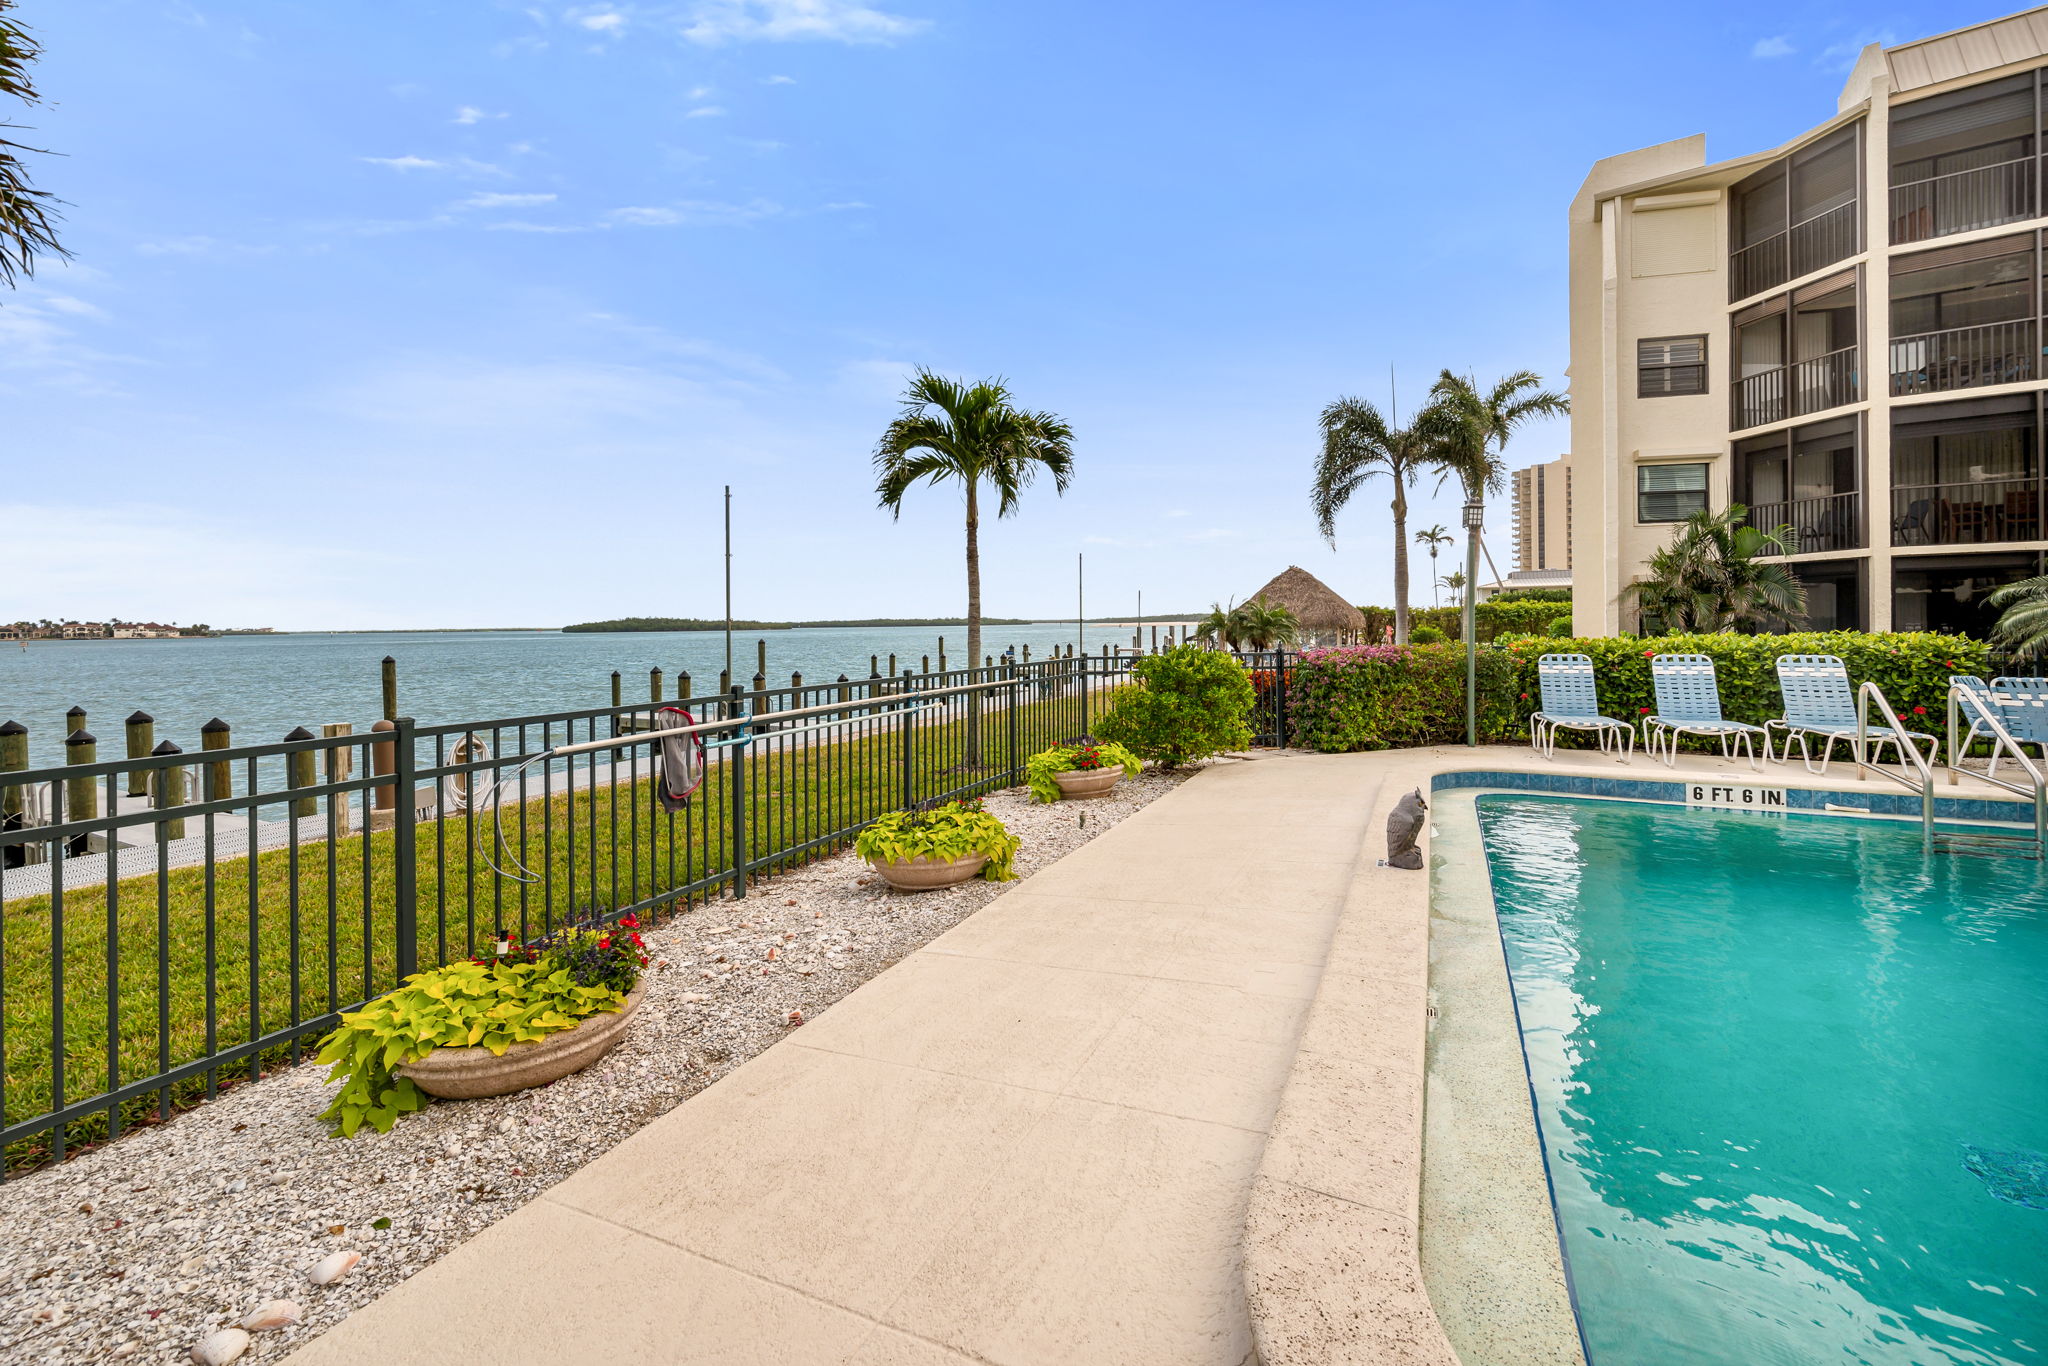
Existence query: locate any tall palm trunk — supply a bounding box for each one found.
[1391,484,1411,645]
[964,478,983,763]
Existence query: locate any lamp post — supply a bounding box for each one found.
[1462,500,1484,747]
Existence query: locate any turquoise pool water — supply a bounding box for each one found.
[1477,795,2048,1366]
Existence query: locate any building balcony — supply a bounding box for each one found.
[1731,345,1858,431]
[1888,319,2038,396]
[1748,490,1865,555]
[1889,157,2036,246]
[1728,201,1858,302]
[1891,476,2041,547]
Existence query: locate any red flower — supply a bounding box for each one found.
[1519,693,1529,700]
[620,916,639,929]
[1913,706,1926,715]
[599,937,612,949]
[1639,706,1650,713]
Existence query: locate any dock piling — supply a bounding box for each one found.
[124,712,154,796]
[284,726,317,819]
[151,740,187,841]
[200,718,232,802]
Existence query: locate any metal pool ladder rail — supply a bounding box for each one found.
[1856,681,2045,859]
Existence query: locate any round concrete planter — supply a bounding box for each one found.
[399,986,643,1100]
[868,852,989,891]
[1052,767,1122,800]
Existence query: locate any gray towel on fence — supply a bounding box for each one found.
[656,706,706,811]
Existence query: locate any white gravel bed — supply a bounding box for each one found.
[0,768,1194,1365]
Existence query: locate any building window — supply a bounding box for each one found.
[1638,336,1708,397]
[1639,462,1710,522]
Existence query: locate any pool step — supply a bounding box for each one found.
[1932,828,2044,860]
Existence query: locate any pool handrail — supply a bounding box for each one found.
[1931,681,2047,857]
[1856,680,1937,848]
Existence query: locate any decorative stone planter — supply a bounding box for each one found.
[399,986,643,1100]
[868,852,989,891]
[1052,767,1122,800]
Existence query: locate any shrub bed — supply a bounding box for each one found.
[1355,599,1566,643]
[1289,644,1522,751]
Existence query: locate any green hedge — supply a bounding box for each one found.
[1355,600,1566,643]
[1289,632,1990,754]
[1290,644,1521,751]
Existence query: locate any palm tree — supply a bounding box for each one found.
[1414,524,1453,607]
[1234,597,1299,651]
[1,2,65,287]
[1426,370,1571,519]
[1192,601,1240,651]
[1989,575,2048,659]
[1439,570,1466,609]
[1627,505,1806,632]
[1312,397,1441,644]
[874,369,1074,760]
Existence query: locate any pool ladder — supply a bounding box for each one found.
[1856,682,2046,859]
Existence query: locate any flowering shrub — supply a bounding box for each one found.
[1094,645,1254,766]
[855,798,1019,880]
[1288,644,1520,752]
[1025,738,1143,802]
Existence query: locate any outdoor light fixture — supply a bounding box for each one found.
[1462,501,1485,530]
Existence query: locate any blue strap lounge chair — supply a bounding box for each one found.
[1530,653,1634,761]
[1767,654,1937,775]
[1643,654,1767,769]
[1962,676,2048,782]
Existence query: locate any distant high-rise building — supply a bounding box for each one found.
[1512,455,1573,572]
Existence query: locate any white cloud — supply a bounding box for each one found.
[605,199,779,226]
[821,200,869,211]
[684,104,726,118]
[578,10,626,32]
[135,234,276,257]
[41,295,107,318]
[763,73,796,84]
[458,191,560,209]
[689,84,716,99]
[360,154,444,171]
[453,105,508,124]
[1750,35,1794,59]
[484,220,592,233]
[358,154,509,178]
[679,0,927,45]
[1817,29,1897,72]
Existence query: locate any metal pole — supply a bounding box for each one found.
[733,485,741,688]
[729,687,748,899]
[1463,502,1483,747]
[1077,551,1085,657]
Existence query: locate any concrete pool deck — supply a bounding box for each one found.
[283,743,2036,1366]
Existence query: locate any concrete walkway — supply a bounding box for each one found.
[285,753,1382,1366]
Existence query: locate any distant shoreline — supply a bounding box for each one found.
[562,617,1042,634]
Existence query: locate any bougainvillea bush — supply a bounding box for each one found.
[1288,644,1521,751]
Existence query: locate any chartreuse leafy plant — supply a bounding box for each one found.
[1094,646,1254,767]
[855,798,1020,880]
[315,921,645,1138]
[1025,738,1142,803]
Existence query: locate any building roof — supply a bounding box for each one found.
[1246,566,1366,631]
[1879,6,2048,95]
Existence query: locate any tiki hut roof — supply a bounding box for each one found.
[1245,566,1365,632]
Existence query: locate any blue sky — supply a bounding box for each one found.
[0,0,2018,629]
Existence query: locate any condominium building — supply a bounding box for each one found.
[1569,9,2048,636]
[1511,455,1573,572]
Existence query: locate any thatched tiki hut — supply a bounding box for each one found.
[1247,566,1366,647]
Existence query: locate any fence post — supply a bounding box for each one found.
[1276,651,1290,749]
[381,656,398,722]
[124,711,154,797]
[900,671,915,809]
[1008,676,1021,780]
[201,718,232,801]
[284,726,316,819]
[1080,650,1091,735]
[151,740,186,841]
[728,685,748,900]
[393,716,418,978]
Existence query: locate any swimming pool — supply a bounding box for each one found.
[1477,794,2048,1366]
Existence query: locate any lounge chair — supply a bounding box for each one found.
[1529,653,1634,761]
[1642,654,1767,769]
[1954,675,2048,781]
[1767,654,1937,775]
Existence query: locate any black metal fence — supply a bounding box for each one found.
[0,650,1156,1173]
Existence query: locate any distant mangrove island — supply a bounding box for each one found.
[562,616,1040,634]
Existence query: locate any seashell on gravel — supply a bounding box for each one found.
[190,1328,251,1365]
[239,1298,302,1331]
[307,1250,361,1286]
[0,768,1201,1365]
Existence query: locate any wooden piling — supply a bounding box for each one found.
[921,655,930,675]
[370,718,396,821]
[151,740,187,841]
[124,711,154,796]
[611,671,622,708]
[65,705,86,742]
[284,726,317,819]
[65,729,98,836]
[757,638,768,679]
[322,722,354,835]
[678,670,691,700]
[200,718,232,802]
[650,667,664,703]
[888,654,897,677]
[381,656,398,722]
[0,720,27,828]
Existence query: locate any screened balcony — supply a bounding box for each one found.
[1891,73,2040,246]
[1889,233,2040,397]
[1731,271,1860,431]
[1738,417,1864,555]
[1891,395,2043,548]
[1730,127,1860,302]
